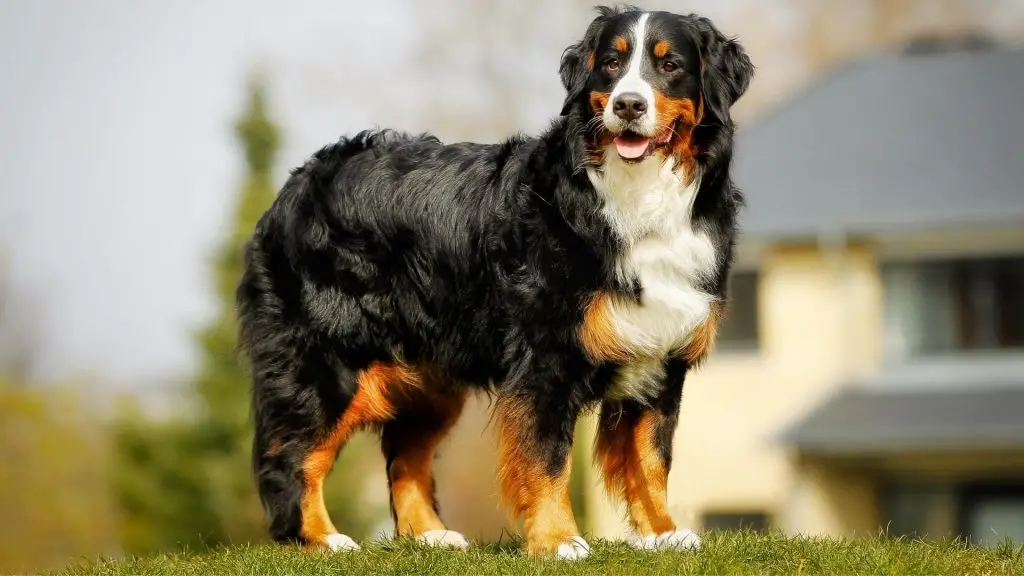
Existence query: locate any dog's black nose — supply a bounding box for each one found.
[613,93,647,121]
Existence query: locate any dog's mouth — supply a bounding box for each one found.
[611,125,675,162]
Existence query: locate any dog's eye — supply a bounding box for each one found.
[605,58,619,72]
[662,61,679,73]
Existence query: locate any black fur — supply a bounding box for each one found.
[237,4,752,545]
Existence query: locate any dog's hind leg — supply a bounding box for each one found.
[253,359,420,552]
[381,381,468,549]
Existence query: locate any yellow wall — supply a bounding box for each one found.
[587,242,887,539]
[783,461,880,537]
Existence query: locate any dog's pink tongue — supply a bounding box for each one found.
[613,135,650,159]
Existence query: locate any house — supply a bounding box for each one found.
[584,37,1024,546]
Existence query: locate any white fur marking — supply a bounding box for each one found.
[607,358,666,401]
[604,13,657,136]
[588,151,716,402]
[324,532,360,552]
[555,535,591,560]
[628,529,702,551]
[418,529,470,550]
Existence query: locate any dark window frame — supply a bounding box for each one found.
[956,481,1024,546]
[716,269,760,352]
[881,255,1024,358]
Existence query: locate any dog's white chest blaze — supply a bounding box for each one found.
[588,153,717,401]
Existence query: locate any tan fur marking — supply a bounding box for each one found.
[594,406,676,535]
[299,362,423,546]
[653,93,702,183]
[680,301,722,365]
[496,397,579,556]
[266,438,284,457]
[579,291,633,363]
[300,447,340,548]
[586,51,596,70]
[587,91,614,164]
[613,35,629,53]
[653,40,670,58]
[589,90,610,117]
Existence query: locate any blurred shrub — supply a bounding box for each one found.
[0,380,119,573]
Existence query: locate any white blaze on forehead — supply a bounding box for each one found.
[604,13,657,135]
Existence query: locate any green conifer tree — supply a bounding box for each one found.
[191,75,282,544]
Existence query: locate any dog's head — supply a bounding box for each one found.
[560,6,753,166]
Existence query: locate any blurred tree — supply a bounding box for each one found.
[0,381,119,573]
[113,75,380,556]
[189,73,284,546]
[113,77,281,553]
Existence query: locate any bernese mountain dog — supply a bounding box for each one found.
[237,4,753,560]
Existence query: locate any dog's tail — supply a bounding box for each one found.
[236,225,308,542]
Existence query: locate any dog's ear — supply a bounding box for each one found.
[688,15,754,125]
[559,8,613,116]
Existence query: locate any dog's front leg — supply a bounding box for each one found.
[594,358,702,551]
[495,387,588,560]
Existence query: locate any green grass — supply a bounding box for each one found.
[54,531,1024,576]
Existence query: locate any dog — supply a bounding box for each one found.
[237,4,753,560]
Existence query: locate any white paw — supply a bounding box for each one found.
[658,528,701,550]
[324,532,360,552]
[627,533,660,550]
[555,536,591,560]
[418,529,470,550]
[628,529,701,551]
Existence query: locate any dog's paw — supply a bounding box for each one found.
[555,536,591,560]
[627,533,660,550]
[324,533,360,552]
[657,528,701,550]
[628,529,701,551]
[418,529,470,550]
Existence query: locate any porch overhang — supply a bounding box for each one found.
[779,384,1024,457]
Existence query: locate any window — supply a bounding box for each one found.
[717,270,759,351]
[882,257,1024,359]
[701,510,771,532]
[959,483,1024,547]
[882,480,1024,546]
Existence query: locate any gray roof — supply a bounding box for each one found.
[732,43,1024,241]
[780,385,1024,456]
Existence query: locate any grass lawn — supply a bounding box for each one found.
[55,531,1024,575]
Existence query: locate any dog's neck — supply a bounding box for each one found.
[587,150,702,247]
